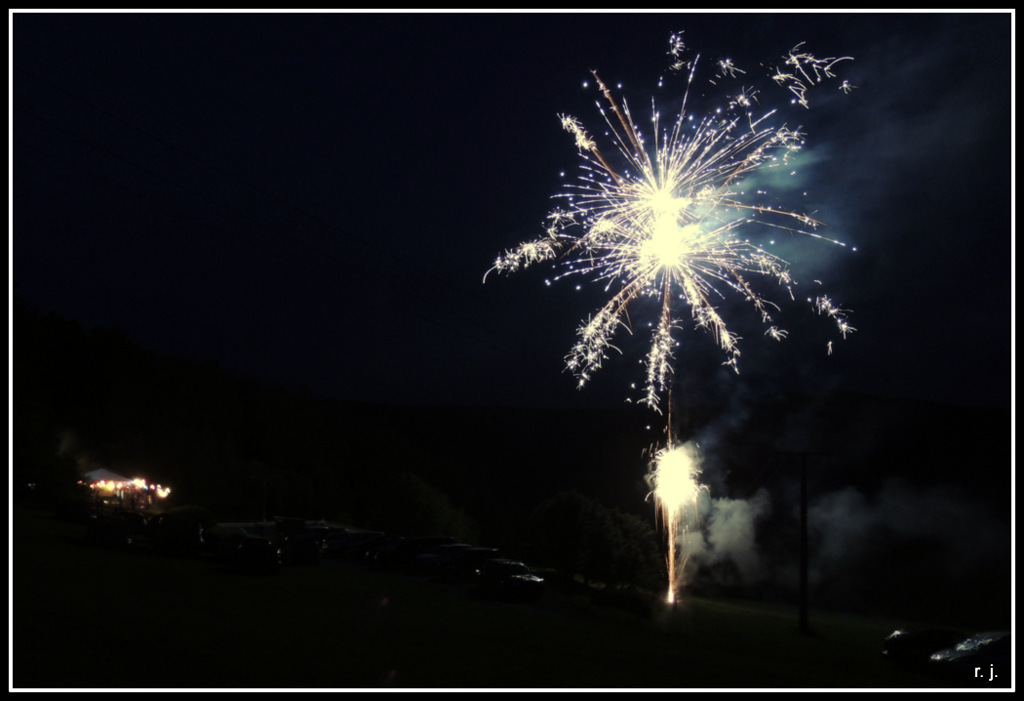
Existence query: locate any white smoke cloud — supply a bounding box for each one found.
[705,489,772,582]
[57,428,105,476]
[677,488,773,587]
[805,485,879,586]
[808,477,1008,583]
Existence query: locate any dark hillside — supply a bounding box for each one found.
[13,302,1011,626]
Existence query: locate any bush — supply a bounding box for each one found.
[525,491,662,589]
[379,472,479,542]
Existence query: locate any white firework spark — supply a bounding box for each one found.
[771,42,855,108]
[486,35,854,413]
[647,441,709,604]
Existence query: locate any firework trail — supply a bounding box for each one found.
[486,33,855,414]
[647,440,709,604]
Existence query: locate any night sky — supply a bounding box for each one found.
[12,11,1012,412]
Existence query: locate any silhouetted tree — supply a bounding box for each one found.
[380,471,479,542]
[525,491,660,588]
[607,508,663,589]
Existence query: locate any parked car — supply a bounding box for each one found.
[371,535,456,571]
[227,536,282,575]
[411,543,471,575]
[296,524,334,547]
[279,533,321,565]
[85,511,146,550]
[321,530,388,561]
[927,631,1011,684]
[361,534,404,564]
[882,628,967,667]
[475,558,545,602]
[319,529,351,557]
[148,513,205,556]
[202,526,254,563]
[438,547,501,583]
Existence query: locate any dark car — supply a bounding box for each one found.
[279,533,322,565]
[371,535,456,571]
[882,628,967,667]
[927,631,1011,685]
[318,529,350,557]
[148,513,205,556]
[361,534,404,563]
[227,536,282,575]
[296,524,334,547]
[86,511,146,550]
[475,558,545,602]
[411,543,471,575]
[321,530,388,561]
[202,526,254,563]
[438,547,501,583]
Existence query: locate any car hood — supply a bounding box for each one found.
[929,631,1010,663]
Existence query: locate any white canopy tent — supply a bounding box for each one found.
[82,468,133,484]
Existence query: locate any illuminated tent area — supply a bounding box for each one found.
[79,468,171,512]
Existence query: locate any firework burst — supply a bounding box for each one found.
[486,34,855,413]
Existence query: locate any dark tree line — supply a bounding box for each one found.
[525,491,664,590]
[15,301,441,523]
[14,300,665,588]
[16,300,1010,613]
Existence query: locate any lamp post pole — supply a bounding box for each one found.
[776,450,830,635]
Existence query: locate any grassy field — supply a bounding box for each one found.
[11,507,993,690]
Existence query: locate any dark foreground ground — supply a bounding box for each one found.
[12,508,1008,690]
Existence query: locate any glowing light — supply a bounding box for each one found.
[85,476,171,499]
[486,34,855,412]
[647,442,708,604]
